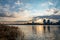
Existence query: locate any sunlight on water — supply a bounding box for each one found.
[11,25,60,40]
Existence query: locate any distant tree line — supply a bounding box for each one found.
[43,19,60,25]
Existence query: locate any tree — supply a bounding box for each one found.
[43,19,46,25]
[47,19,50,25]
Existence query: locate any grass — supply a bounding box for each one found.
[0,24,24,40]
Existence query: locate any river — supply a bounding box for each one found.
[10,25,60,40]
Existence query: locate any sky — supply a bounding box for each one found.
[0,0,60,21]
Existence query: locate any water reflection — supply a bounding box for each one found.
[54,25,60,40]
[43,25,46,33]
[32,25,51,34]
[43,25,50,33]
[11,25,60,40]
[32,25,37,34]
[47,25,50,32]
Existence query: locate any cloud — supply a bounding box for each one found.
[11,9,30,18]
[46,8,59,15]
[0,9,31,21]
[31,8,60,16]
[15,0,23,5]
[48,2,54,5]
[41,1,54,8]
[46,9,56,15]
[41,2,48,7]
[34,8,60,21]
[0,4,11,17]
[0,0,60,21]
[34,15,60,22]
[24,3,32,9]
[0,3,31,21]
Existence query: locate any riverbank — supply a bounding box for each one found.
[0,24,24,40]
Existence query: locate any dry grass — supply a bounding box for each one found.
[0,24,24,40]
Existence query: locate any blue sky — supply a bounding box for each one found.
[0,0,60,21]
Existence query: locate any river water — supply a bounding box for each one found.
[11,25,60,40]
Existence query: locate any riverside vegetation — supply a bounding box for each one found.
[0,24,24,40]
